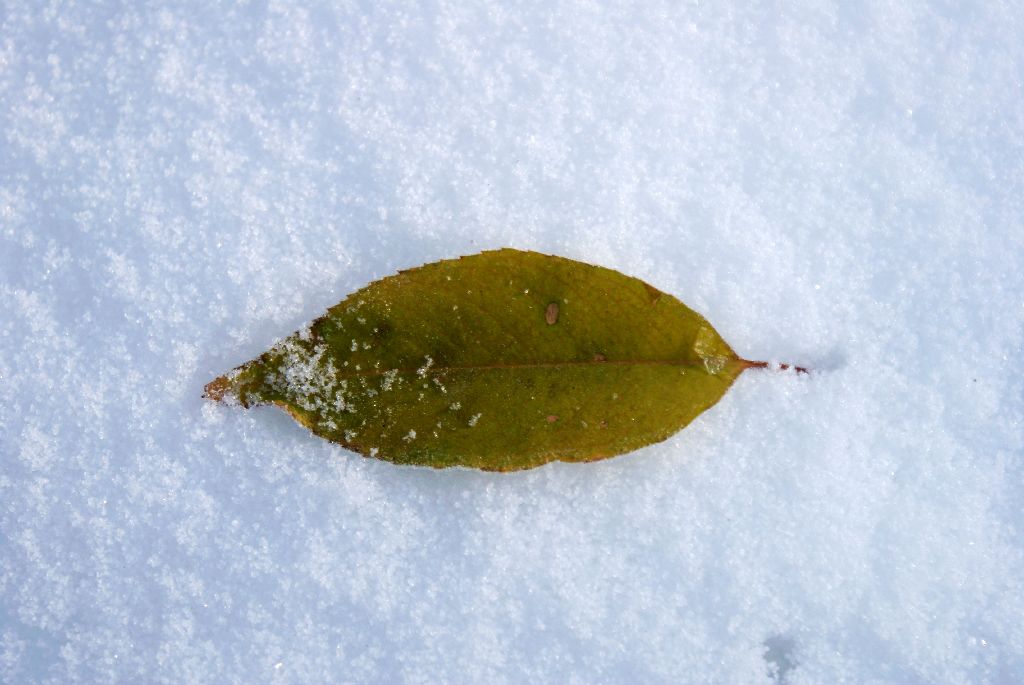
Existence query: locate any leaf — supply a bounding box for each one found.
[205,248,801,471]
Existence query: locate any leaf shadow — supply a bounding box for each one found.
[806,346,847,373]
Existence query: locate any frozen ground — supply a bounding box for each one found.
[2,1,1023,683]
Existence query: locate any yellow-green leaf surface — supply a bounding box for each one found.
[205,248,773,471]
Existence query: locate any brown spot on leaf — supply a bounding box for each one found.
[643,282,663,304]
[593,353,606,362]
[545,302,559,325]
[546,414,559,423]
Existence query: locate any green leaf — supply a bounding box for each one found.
[206,248,795,471]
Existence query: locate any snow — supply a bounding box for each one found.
[2,1,1023,683]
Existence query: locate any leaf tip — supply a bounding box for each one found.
[203,375,232,402]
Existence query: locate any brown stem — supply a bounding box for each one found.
[740,358,810,374]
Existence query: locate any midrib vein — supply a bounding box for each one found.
[333,357,719,380]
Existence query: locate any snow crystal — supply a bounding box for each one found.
[268,339,351,415]
[416,355,434,378]
[2,1,1022,683]
[380,369,400,392]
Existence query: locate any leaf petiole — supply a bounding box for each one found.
[739,358,810,374]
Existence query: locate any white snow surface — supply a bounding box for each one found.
[2,2,1023,683]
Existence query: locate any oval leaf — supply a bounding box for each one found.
[206,248,765,471]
